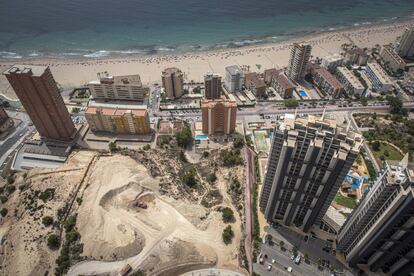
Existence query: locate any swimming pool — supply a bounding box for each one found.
[298,90,308,97]
[195,134,208,139]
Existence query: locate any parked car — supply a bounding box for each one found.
[294,255,301,265]
[267,264,272,271]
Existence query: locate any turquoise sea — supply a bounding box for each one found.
[0,0,414,59]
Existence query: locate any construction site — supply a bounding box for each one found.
[0,140,248,275]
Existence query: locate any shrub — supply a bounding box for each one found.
[181,168,198,188]
[42,216,54,226]
[207,173,217,183]
[221,149,243,166]
[222,225,234,245]
[179,150,187,162]
[143,144,151,151]
[47,234,60,250]
[202,151,209,158]
[0,208,8,217]
[108,142,118,152]
[39,188,55,202]
[221,207,235,223]
[175,126,193,148]
[233,136,245,149]
[371,141,380,151]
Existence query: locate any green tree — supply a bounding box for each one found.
[284,99,299,108]
[108,142,118,152]
[279,240,285,249]
[0,208,8,217]
[47,234,60,250]
[372,141,381,151]
[42,216,54,227]
[143,144,151,151]
[292,246,298,256]
[222,225,234,245]
[175,126,193,148]
[233,136,245,149]
[221,207,235,223]
[386,95,406,115]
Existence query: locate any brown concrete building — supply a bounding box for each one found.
[204,73,222,99]
[85,106,150,135]
[263,68,283,84]
[380,44,406,73]
[244,72,266,98]
[286,43,312,81]
[201,99,237,135]
[3,65,76,141]
[0,106,13,133]
[162,67,184,99]
[313,68,344,98]
[344,47,369,66]
[271,72,297,98]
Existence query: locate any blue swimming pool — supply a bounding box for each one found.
[298,90,308,97]
[195,134,208,139]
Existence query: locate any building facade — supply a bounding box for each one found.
[88,73,149,101]
[321,54,344,72]
[0,106,13,133]
[286,43,312,82]
[162,67,184,99]
[336,67,365,95]
[380,44,406,73]
[201,99,237,135]
[3,65,76,141]
[244,72,266,98]
[365,63,393,92]
[397,27,414,58]
[85,107,150,135]
[344,48,369,66]
[313,68,344,98]
[337,157,414,275]
[271,72,296,98]
[224,65,244,93]
[204,73,222,99]
[260,114,363,232]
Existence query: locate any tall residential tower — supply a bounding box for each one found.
[201,99,237,135]
[337,156,414,275]
[162,67,184,99]
[260,114,363,232]
[3,65,76,141]
[286,43,312,82]
[397,27,414,58]
[204,73,222,99]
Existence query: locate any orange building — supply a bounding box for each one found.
[85,107,150,135]
[201,99,237,135]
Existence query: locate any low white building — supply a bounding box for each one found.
[224,65,244,93]
[321,54,343,72]
[336,67,365,95]
[365,63,393,92]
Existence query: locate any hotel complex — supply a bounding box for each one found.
[286,43,312,82]
[162,67,184,99]
[201,99,237,135]
[3,65,76,141]
[88,73,149,101]
[365,62,393,92]
[260,114,363,232]
[337,157,414,275]
[85,106,150,135]
[336,67,365,95]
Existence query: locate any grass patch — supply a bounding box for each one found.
[369,142,403,165]
[334,193,357,209]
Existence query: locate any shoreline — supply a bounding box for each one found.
[1,19,413,100]
[1,17,413,63]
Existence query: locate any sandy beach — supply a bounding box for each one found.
[1,20,413,100]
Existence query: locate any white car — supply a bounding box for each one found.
[287,267,293,272]
[272,259,276,264]
[267,264,272,271]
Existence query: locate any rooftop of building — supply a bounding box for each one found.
[323,54,343,62]
[280,114,363,149]
[381,44,406,64]
[162,67,183,76]
[337,67,365,89]
[367,62,393,84]
[346,47,369,57]
[89,72,144,86]
[315,68,344,89]
[85,106,148,117]
[3,64,48,77]
[384,155,413,186]
[88,99,147,109]
[201,98,237,108]
[245,72,266,88]
[204,73,221,79]
[225,65,243,75]
[274,72,296,90]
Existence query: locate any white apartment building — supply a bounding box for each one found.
[88,73,149,101]
[224,65,244,93]
[336,67,365,95]
[365,63,393,93]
